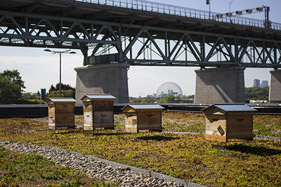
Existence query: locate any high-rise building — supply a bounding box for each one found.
[261,80,269,87]
[253,79,260,87]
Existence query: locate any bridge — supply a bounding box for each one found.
[0,0,281,104]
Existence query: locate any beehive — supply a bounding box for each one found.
[81,95,116,130]
[47,98,76,130]
[122,104,164,133]
[202,105,256,142]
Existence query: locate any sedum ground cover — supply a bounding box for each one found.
[114,112,281,137]
[0,146,112,187]
[0,115,280,187]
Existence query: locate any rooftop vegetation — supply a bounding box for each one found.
[0,113,280,186]
[0,146,112,186]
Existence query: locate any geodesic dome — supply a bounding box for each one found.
[156,82,183,97]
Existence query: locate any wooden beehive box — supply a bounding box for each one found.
[202,105,257,142]
[81,95,116,131]
[47,98,76,130]
[122,104,164,133]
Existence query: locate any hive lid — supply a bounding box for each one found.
[202,105,257,112]
[81,94,116,101]
[122,104,164,111]
[48,98,76,103]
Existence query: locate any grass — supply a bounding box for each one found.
[161,112,281,137]
[77,112,281,137]
[162,112,205,132]
[0,146,114,187]
[253,114,281,136]
[0,113,280,186]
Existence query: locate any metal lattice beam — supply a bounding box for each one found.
[0,10,281,68]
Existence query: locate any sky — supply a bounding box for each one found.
[0,0,280,97]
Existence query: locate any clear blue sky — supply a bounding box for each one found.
[0,0,280,97]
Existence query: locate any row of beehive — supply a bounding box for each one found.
[48,95,256,142]
[48,95,164,133]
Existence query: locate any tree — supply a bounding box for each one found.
[49,84,56,93]
[22,92,39,99]
[49,90,74,98]
[245,87,269,102]
[49,83,75,93]
[158,95,176,103]
[1,70,25,92]
[48,83,76,98]
[49,83,75,92]
[130,97,142,103]
[0,70,25,104]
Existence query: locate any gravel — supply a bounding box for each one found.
[0,140,203,187]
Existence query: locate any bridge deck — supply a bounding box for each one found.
[1,0,281,42]
[1,0,281,67]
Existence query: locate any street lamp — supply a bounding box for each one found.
[44,49,76,97]
[229,0,236,13]
[206,0,211,19]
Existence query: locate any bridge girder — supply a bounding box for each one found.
[0,10,281,68]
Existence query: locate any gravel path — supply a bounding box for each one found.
[0,140,203,187]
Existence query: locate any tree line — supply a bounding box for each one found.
[0,69,270,104]
[245,86,269,102]
[0,70,75,104]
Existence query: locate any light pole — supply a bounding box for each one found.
[206,0,211,19]
[229,0,236,13]
[44,49,76,97]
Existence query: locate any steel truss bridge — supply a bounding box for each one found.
[0,0,281,68]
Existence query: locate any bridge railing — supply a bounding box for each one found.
[76,0,281,30]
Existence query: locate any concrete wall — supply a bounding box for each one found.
[195,67,245,104]
[269,70,281,103]
[75,63,129,104]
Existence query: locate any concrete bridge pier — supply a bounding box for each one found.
[269,69,281,103]
[194,67,246,104]
[75,63,130,104]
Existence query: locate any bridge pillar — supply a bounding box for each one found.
[269,70,281,103]
[75,63,129,103]
[195,67,246,104]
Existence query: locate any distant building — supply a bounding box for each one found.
[261,80,269,87]
[253,79,260,87]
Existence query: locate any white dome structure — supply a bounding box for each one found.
[156,82,183,97]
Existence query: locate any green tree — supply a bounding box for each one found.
[48,83,75,98]
[130,97,142,103]
[245,87,269,101]
[141,97,156,103]
[22,92,39,99]
[0,70,25,104]
[49,90,74,98]
[158,95,176,103]
[1,70,25,91]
